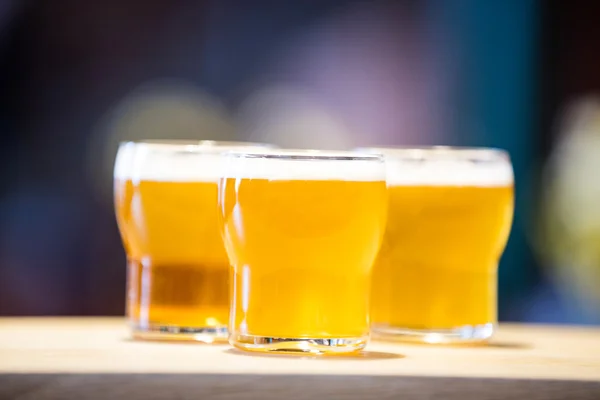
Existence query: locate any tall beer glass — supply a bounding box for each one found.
[218,150,387,354]
[366,147,514,344]
[114,140,271,342]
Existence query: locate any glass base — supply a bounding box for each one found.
[230,332,368,355]
[372,323,494,345]
[131,322,228,343]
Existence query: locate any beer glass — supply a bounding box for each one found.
[218,149,387,354]
[365,147,514,344]
[114,140,271,342]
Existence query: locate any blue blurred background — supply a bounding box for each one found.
[1,0,599,324]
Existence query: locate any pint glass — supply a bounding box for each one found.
[218,150,387,354]
[367,147,514,343]
[114,140,271,342]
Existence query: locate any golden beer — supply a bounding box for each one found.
[114,141,270,341]
[219,150,387,354]
[368,147,514,343]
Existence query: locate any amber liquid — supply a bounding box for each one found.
[115,179,229,330]
[220,178,387,339]
[371,185,514,330]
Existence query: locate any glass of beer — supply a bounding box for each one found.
[114,140,271,342]
[218,149,387,354]
[366,147,514,344]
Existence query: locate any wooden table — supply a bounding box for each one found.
[0,318,599,399]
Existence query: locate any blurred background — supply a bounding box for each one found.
[0,0,599,324]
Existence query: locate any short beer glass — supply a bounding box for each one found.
[114,140,270,342]
[218,150,387,354]
[366,147,514,344]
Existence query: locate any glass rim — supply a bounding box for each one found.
[357,146,509,161]
[221,148,384,162]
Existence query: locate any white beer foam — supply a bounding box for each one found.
[221,155,386,181]
[114,143,269,182]
[114,145,385,182]
[386,159,514,187]
[116,153,230,182]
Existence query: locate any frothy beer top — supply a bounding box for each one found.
[115,150,230,182]
[113,142,267,182]
[386,159,514,187]
[220,150,386,181]
[114,145,386,182]
[365,147,514,187]
[115,144,512,185]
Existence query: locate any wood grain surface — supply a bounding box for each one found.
[0,318,599,399]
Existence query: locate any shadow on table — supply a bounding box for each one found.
[122,338,230,347]
[486,341,533,350]
[224,348,405,360]
[371,337,532,350]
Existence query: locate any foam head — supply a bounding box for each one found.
[219,150,386,181]
[114,141,272,182]
[363,147,514,187]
